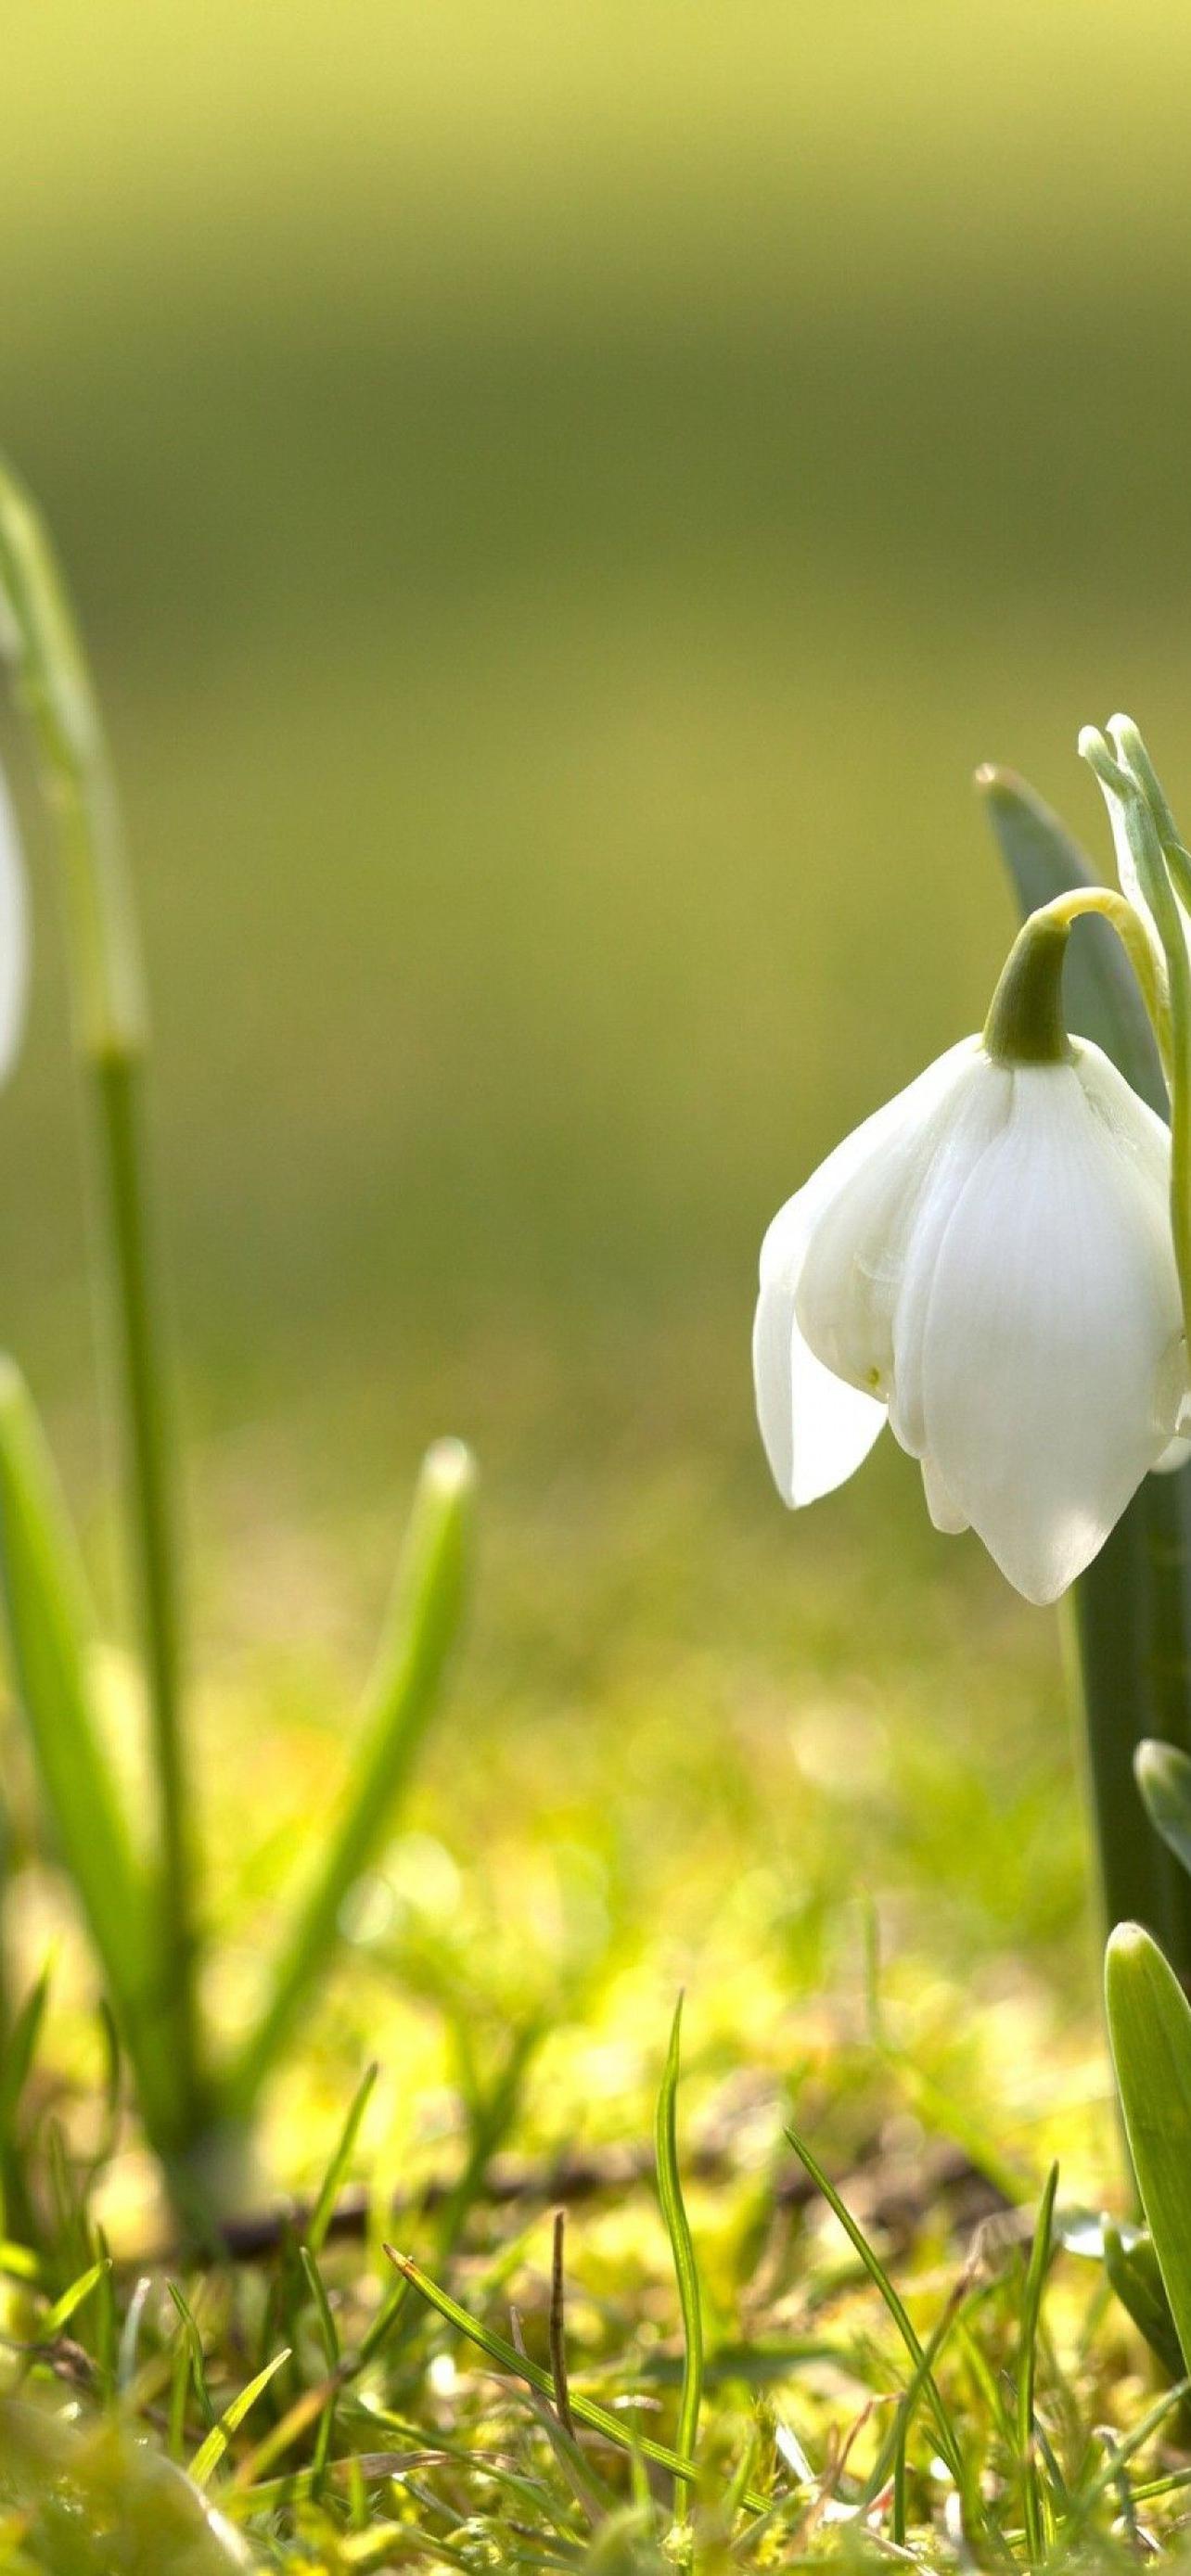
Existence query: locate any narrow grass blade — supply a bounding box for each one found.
[226,1441,475,2111]
[784,2123,964,2487]
[1055,2374,1191,2559]
[864,2264,989,2510]
[306,2062,378,2256]
[169,2281,215,2431]
[383,2246,769,2509]
[1017,2162,1058,2564]
[300,2245,342,2490]
[653,1996,704,2524]
[224,2373,340,2492]
[44,2255,109,2339]
[508,2301,612,2527]
[1135,1740,1191,1881]
[1107,1922,1191,2366]
[300,2245,341,2369]
[0,1362,183,2151]
[548,2211,577,2446]
[189,2346,292,2490]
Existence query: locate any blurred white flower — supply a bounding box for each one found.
[0,759,28,1082]
[753,1035,1186,1604]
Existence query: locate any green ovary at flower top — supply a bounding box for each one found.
[753,740,1191,1610]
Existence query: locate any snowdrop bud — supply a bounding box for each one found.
[1082,717,1191,990]
[0,759,28,1083]
[754,984,1186,1603]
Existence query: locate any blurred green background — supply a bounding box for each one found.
[3,2,1191,2146]
[6,0,1190,1464]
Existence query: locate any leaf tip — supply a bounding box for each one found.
[422,1437,477,1504]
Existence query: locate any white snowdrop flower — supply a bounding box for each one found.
[0,759,27,1082]
[753,1023,1187,1607]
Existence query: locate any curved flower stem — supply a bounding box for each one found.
[0,461,200,2132]
[985,885,1173,1084]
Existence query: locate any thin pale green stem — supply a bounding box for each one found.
[0,459,199,2130]
[91,1053,195,2087]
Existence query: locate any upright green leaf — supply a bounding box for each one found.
[1106,1923,1191,2366]
[224,1439,476,2111]
[0,1360,182,2150]
[1103,2220,1184,2382]
[0,458,198,2144]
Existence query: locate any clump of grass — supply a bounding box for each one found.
[1,1941,1188,2571]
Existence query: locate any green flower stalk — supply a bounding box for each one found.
[0,461,477,2219]
[0,457,199,2132]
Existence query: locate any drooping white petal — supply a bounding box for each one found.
[1073,1032,1176,1184]
[753,1179,886,1507]
[912,1050,1183,1604]
[794,1037,986,1396]
[753,1064,962,1505]
[1155,1435,1191,1475]
[0,763,28,1084]
[889,1060,1012,1459]
[920,1449,969,1534]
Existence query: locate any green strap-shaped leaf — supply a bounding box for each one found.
[977,766,1165,1110]
[0,1360,182,2150]
[224,1438,476,2113]
[1107,1923,1191,2366]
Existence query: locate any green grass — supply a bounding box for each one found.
[0,1451,1141,2564]
[3,0,1191,2557]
